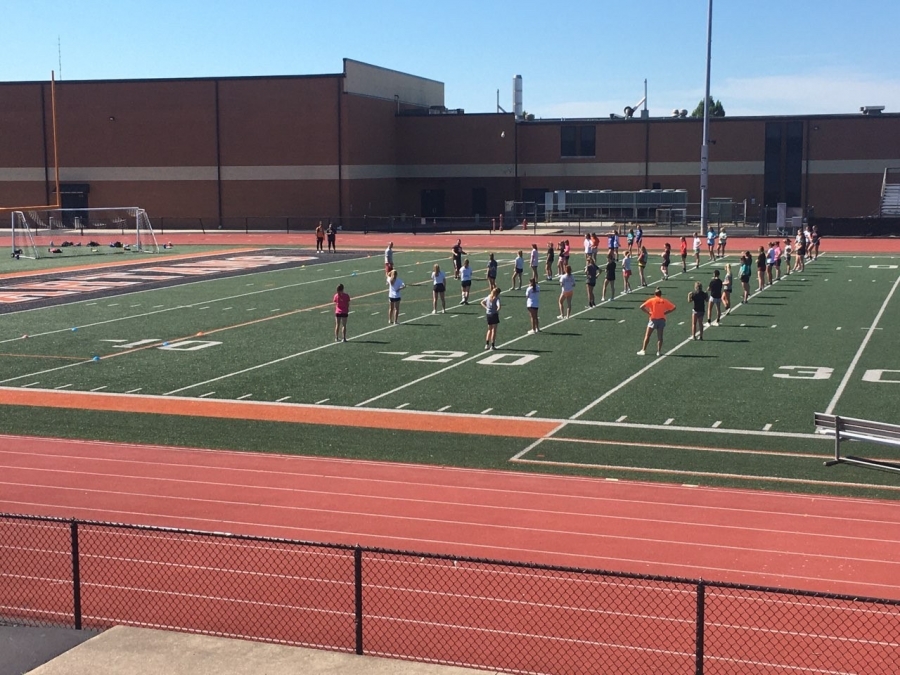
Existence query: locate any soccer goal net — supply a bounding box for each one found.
[11,207,160,259]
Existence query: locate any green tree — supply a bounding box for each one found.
[691,96,725,118]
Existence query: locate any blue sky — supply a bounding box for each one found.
[4,0,899,118]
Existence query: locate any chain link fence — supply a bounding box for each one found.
[2,513,898,674]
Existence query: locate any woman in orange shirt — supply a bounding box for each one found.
[637,288,676,356]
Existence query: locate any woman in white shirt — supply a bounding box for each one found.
[525,277,540,333]
[431,264,447,314]
[558,264,576,319]
[459,258,473,305]
[387,269,405,324]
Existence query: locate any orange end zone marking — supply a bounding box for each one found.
[0,247,262,281]
[0,387,557,439]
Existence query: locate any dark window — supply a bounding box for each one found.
[472,187,487,216]
[579,125,596,156]
[763,121,804,208]
[560,126,577,156]
[420,189,445,218]
[785,121,803,207]
[652,182,662,190]
[763,122,783,207]
[561,125,596,157]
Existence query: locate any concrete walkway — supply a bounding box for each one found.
[25,626,497,675]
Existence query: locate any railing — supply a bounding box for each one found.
[2,513,898,674]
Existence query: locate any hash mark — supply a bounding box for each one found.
[90,386,107,392]
[481,408,494,414]
[712,421,722,428]
[396,402,409,409]
[762,423,773,431]
[316,398,330,405]
[22,382,39,388]
[199,392,216,398]
[276,396,291,402]
[237,393,253,400]
[616,415,628,422]
[664,418,675,425]
[125,388,142,394]
[54,383,72,390]
[437,405,451,412]
[525,410,537,417]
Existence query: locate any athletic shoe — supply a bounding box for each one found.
[656,351,661,356]
[557,315,564,319]
[491,345,497,350]
[431,310,436,314]
[442,309,446,314]
[342,338,347,343]
[715,320,720,326]
[484,344,490,350]
[636,350,646,356]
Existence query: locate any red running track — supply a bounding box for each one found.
[1,434,899,601]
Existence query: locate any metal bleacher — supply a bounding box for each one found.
[880,168,900,216]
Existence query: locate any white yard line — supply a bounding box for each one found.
[824,271,900,414]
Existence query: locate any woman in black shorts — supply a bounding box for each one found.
[660,243,671,281]
[756,246,767,291]
[481,287,501,350]
[545,242,555,280]
[601,251,617,301]
[431,263,447,314]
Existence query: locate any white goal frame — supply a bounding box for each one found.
[11,207,160,259]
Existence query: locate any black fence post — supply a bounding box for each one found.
[70,521,82,630]
[354,546,364,655]
[695,580,705,675]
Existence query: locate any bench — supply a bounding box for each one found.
[815,412,900,474]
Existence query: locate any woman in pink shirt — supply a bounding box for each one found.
[333,283,350,342]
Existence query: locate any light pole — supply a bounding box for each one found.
[700,0,713,234]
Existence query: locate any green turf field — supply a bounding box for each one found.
[1,247,899,498]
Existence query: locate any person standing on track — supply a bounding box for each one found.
[638,245,649,287]
[460,258,473,304]
[481,287,501,350]
[333,283,350,342]
[525,277,540,333]
[622,250,633,293]
[601,251,617,301]
[387,269,405,324]
[510,250,524,290]
[626,228,636,254]
[688,281,708,340]
[384,241,394,274]
[679,236,688,272]
[635,225,644,252]
[757,246,767,291]
[486,253,498,292]
[585,255,598,307]
[545,242,555,281]
[783,238,793,276]
[326,221,336,252]
[722,263,733,313]
[706,269,724,326]
[558,264,576,319]
[739,251,752,303]
[706,226,717,260]
[717,227,728,258]
[660,242,672,281]
[529,243,540,281]
[451,239,465,280]
[315,222,325,252]
[692,232,702,269]
[431,264,447,314]
[637,288,676,356]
